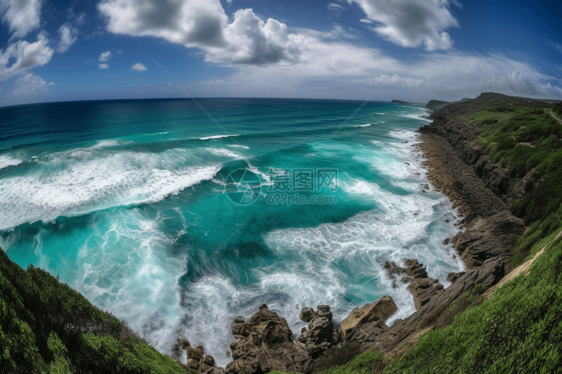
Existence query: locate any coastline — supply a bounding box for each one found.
[202,103,529,373]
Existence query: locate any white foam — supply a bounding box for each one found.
[0,155,22,170]
[174,268,347,367]
[0,148,220,230]
[400,113,432,122]
[200,134,239,141]
[72,209,188,358]
[89,139,127,149]
[355,124,371,128]
[206,148,243,159]
[265,177,463,325]
[227,144,250,149]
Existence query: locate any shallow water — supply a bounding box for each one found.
[0,98,463,366]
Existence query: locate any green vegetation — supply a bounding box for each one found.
[0,248,186,373]
[467,105,562,267]
[553,102,562,115]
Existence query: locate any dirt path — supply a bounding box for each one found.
[483,227,562,299]
[550,111,562,126]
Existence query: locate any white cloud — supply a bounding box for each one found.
[98,63,109,69]
[98,0,228,47]
[131,62,147,71]
[57,23,78,53]
[96,0,561,102]
[99,51,112,62]
[98,0,306,65]
[0,32,53,82]
[349,0,459,50]
[328,2,345,16]
[185,51,562,102]
[0,0,42,39]
[11,73,48,96]
[205,8,303,64]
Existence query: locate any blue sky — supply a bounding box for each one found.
[0,0,561,106]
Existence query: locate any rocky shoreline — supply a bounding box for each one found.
[173,100,527,374]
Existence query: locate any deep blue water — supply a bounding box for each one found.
[0,98,463,365]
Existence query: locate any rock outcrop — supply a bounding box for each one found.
[225,304,310,374]
[362,258,505,354]
[452,211,525,270]
[339,296,397,342]
[296,305,339,359]
[172,340,222,374]
[383,259,444,310]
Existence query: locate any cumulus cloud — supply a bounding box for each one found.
[349,0,459,50]
[98,0,306,65]
[11,73,48,96]
[131,62,147,71]
[98,0,227,47]
[96,0,560,101]
[0,32,53,82]
[0,0,42,39]
[98,63,109,69]
[57,23,78,53]
[99,51,112,62]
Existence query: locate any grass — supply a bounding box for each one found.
[0,247,186,373]
[467,105,562,267]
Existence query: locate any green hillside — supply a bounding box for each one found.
[0,248,187,373]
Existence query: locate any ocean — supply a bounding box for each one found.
[0,98,464,365]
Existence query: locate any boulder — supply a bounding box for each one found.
[203,369,225,374]
[408,277,444,309]
[225,304,310,374]
[383,259,444,310]
[404,259,429,279]
[344,318,388,344]
[339,296,397,342]
[171,339,219,374]
[446,271,466,283]
[296,305,339,359]
[300,307,315,322]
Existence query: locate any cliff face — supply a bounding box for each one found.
[420,115,525,209]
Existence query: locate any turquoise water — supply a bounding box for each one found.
[0,98,463,365]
